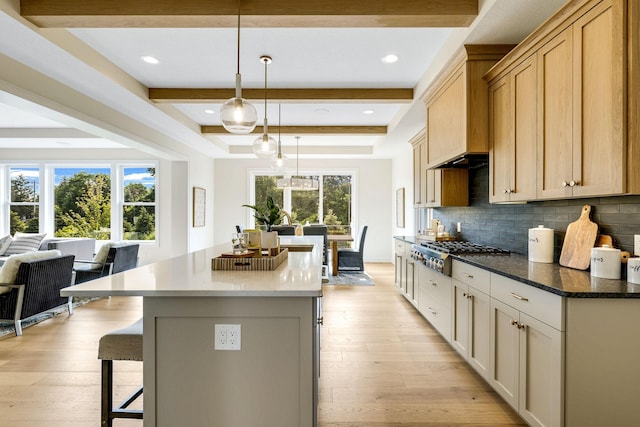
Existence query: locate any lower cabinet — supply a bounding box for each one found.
[451,267,491,380]
[394,239,406,292]
[406,257,417,305]
[490,274,563,427]
[417,264,452,342]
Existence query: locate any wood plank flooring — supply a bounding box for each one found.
[0,262,525,426]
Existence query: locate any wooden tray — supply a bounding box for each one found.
[212,248,288,271]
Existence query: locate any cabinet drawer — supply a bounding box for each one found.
[395,240,407,255]
[452,260,491,294]
[423,268,452,307]
[491,273,564,330]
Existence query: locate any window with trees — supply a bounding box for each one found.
[9,167,40,234]
[253,173,353,234]
[3,163,157,242]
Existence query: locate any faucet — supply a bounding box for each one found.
[281,210,293,225]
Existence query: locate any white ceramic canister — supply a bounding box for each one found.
[590,245,621,279]
[528,225,554,263]
[628,258,640,284]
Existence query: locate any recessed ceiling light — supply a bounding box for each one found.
[141,56,159,64]
[315,108,330,114]
[204,109,216,114]
[363,109,375,115]
[381,54,399,64]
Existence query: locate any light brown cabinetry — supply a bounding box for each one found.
[410,129,469,207]
[488,55,537,203]
[486,0,635,202]
[410,130,427,207]
[424,45,514,169]
[538,2,624,199]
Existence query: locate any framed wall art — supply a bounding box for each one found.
[193,187,206,227]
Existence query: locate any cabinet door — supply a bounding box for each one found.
[537,28,573,200]
[518,314,563,427]
[451,280,469,357]
[468,288,491,381]
[511,55,538,202]
[490,298,520,410]
[406,259,416,304]
[427,68,465,166]
[413,142,423,206]
[489,76,512,203]
[425,169,438,206]
[571,2,624,197]
[395,254,403,289]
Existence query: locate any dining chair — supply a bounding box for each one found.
[337,225,368,272]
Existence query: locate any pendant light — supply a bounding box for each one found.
[252,55,277,158]
[271,104,286,172]
[277,137,319,191]
[220,0,257,134]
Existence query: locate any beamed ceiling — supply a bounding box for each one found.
[0,0,568,158]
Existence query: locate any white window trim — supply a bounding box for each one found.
[1,161,158,246]
[247,168,358,233]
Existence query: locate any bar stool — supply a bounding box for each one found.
[98,318,143,426]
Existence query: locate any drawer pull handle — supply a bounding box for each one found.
[510,319,518,326]
[510,292,529,302]
[464,273,474,279]
[429,280,437,286]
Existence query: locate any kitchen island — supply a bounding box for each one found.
[61,236,324,427]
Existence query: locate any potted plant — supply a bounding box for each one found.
[242,196,283,231]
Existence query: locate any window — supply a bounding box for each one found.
[251,172,354,234]
[54,167,111,239]
[9,167,40,234]
[122,167,156,241]
[2,162,157,243]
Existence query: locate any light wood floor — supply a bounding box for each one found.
[0,262,525,426]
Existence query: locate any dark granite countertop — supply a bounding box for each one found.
[454,253,640,298]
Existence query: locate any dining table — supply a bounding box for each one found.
[327,234,354,276]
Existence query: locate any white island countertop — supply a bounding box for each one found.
[61,235,324,298]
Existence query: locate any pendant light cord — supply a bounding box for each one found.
[296,136,300,178]
[236,0,241,75]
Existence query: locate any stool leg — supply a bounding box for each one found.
[101,359,113,427]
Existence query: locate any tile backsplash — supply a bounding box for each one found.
[432,164,640,260]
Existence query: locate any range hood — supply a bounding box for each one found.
[433,153,489,169]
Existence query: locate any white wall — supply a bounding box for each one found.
[213,157,393,263]
[391,142,415,238]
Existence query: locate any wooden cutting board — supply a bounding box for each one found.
[559,205,598,270]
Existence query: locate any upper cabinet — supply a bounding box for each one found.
[488,55,538,203]
[486,0,638,202]
[424,45,515,169]
[410,129,469,208]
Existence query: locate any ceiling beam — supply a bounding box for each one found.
[229,145,373,156]
[20,0,478,28]
[202,125,387,135]
[150,88,413,104]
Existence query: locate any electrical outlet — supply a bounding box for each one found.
[215,324,241,350]
[635,235,640,256]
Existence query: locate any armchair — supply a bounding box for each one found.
[337,225,368,272]
[0,252,75,336]
[74,243,140,284]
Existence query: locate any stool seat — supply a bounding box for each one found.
[99,318,143,361]
[99,318,144,426]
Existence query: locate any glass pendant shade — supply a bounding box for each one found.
[221,75,257,134]
[271,149,286,172]
[252,133,277,158]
